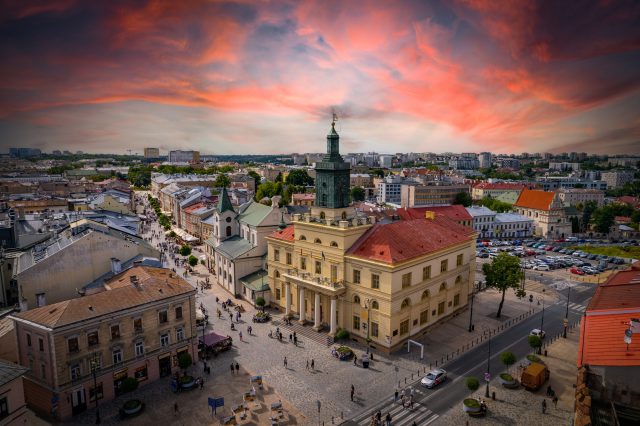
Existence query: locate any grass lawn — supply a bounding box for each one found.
[570,245,640,259]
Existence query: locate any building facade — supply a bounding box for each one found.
[143,148,160,159]
[400,183,470,208]
[601,171,635,189]
[513,189,572,239]
[556,188,605,207]
[167,150,200,164]
[465,206,496,239]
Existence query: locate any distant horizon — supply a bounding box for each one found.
[1,2,639,155]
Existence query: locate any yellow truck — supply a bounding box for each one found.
[521,362,550,391]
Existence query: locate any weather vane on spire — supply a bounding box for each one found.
[332,111,338,126]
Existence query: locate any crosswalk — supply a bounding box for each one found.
[567,302,586,312]
[348,400,438,426]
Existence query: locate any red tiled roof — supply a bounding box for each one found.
[578,266,640,366]
[614,216,631,223]
[183,202,207,213]
[396,205,472,222]
[514,189,554,211]
[616,196,640,207]
[346,218,473,265]
[268,225,295,242]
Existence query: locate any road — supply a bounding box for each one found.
[344,282,595,425]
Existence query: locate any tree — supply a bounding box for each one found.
[500,351,516,373]
[453,192,472,207]
[188,255,198,267]
[582,201,598,231]
[286,169,314,186]
[255,296,266,311]
[128,165,152,187]
[247,170,261,188]
[178,352,192,370]
[350,186,366,202]
[465,377,480,391]
[255,181,281,201]
[214,173,231,188]
[482,252,525,318]
[591,207,615,234]
[179,245,192,256]
[528,335,542,355]
[370,169,385,178]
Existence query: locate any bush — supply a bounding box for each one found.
[168,231,177,238]
[528,335,542,354]
[526,354,543,364]
[178,352,192,370]
[179,245,192,256]
[188,255,198,267]
[500,373,514,381]
[501,351,516,371]
[466,376,480,391]
[121,377,139,393]
[335,328,349,340]
[255,297,266,310]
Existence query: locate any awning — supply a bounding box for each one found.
[196,308,205,321]
[239,270,269,292]
[200,332,231,346]
[172,227,199,242]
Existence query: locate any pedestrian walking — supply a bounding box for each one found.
[289,333,292,342]
[350,384,355,401]
[293,335,297,346]
[235,362,239,374]
[311,359,314,370]
[200,377,205,389]
[409,395,414,410]
[552,396,558,407]
[354,355,358,366]
[230,363,235,375]
[394,389,398,403]
[385,412,391,426]
[174,402,179,415]
[239,331,243,342]
[542,399,547,414]
[283,357,288,368]
[306,360,309,370]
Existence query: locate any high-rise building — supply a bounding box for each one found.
[144,147,160,159]
[8,148,41,158]
[168,150,200,164]
[479,152,492,169]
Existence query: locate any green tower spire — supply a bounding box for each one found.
[314,118,351,209]
[217,186,234,213]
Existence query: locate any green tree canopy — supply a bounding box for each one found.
[247,170,261,188]
[188,255,198,267]
[482,252,525,318]
[286,169,314,186]
[453,191,472,207]
[255,296,266,311]
[178,352,192,370]
[500,351,516,373]
[128,165,152,187]
[350,186,366,202]
[214,173,231,188]
[255,181,282,201]
[528,335,542,354]
[179,245,192,256]
[479,197,513,213]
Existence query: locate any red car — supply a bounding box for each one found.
[570,267,585,275]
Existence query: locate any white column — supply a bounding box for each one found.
[314,292,321,330]
[298,287,306,323]
[330,297,337,335]
[285,282,291,317]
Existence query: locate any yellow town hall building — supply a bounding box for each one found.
[266,123,477,352]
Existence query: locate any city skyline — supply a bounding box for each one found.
[1,1,639,155]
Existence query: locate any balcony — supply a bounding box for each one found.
[282,269,346,296]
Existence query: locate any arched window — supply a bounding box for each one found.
[275,270,280,278]
[299,235,306,241]
[226,217,232,223]
[353,295,361,304]
[401,298,411,310]
[371,300,379,310]
[226,226,232,237]
[314,238,322,244]
[455,275,461,284]
[330,241,338,247]
[320,211,326,219]
[440,282,447,292]
[421,290,430,300]
[341,211,347,220]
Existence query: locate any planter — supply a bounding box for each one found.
[499,373,518,388]
[123,399,143,415]
[179,375,196,390]
[252,312,271,323]
[333,346,354,361]
[526,355,544,365]
[463,398,481,413]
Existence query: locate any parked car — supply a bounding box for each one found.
[533,264,550,271]
[530,329,546,339]
[421,368,447,388]
[570,267,585,275]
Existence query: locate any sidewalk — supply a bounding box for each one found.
[436,320,580,425]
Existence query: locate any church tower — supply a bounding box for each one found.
[314,119,351,210]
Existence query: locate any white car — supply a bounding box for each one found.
[533,264,550,271]
[421,368,447,388]
[530,329,546,339]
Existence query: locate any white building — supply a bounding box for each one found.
[379,155,394,168]
[601,171,635,189]
[494,213,534,238]
[465,206,496,239]
[376,175,405,204]
[168,150,200,163]
[479,152,492,169]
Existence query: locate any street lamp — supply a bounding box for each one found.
[201,306,208,371]
[482,326,491,398]
[90,353,101,424]
[468,281,478,332]
[538,289,546,334]
[563,285,571,338]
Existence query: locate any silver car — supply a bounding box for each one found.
[421,368,447,388]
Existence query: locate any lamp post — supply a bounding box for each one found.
[483,326,491,398]
[538,289,546,333]
[563,285,571,338]
[90,353,101,424]
[201,307,208,371]
[468,281,477,332]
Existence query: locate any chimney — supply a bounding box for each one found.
[110,258,122,275]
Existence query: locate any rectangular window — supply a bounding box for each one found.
[161,333,170,347]
[175,306,183,320]
[274,250,280,262]
[35,293,46,307]
[110,325,120,340]
[440,259,448,273]
[420,310,428,325]
[176,327,184,342]
[40,363,46,380]
[456,254,463,267]
[315,261,322,274]
[158,310,168,324]
[454,294,460,307]
[422,266,431,280]
[438,301,445,315]
[275,288,281,299]
[71,364,81,381]
[400,320,409,335]
[26,334,31,347]
[39,338,44,352]
[112,349,123,364]
[67,337,79,353]
[352,315,360,330]
[89,383,103,403]
[135,341,145,357]
[402,273,412,289]
[133,318,143,333]
[371,274,380,289]
[331,265,338,282]
[371,322,379,338]
[87,331,99,347]
[300,257,306,270]
[0,397,7,420]
[353,269,361,284]
[286,252,292,265]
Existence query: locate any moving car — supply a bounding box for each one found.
[530,329,546,339]
[421,368,447,388]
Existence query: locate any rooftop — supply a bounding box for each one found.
[514,188,555,211]
[268,225,295,242]
[215,236,256,259]
[0,359,29,387]
[465,206,496,217]
[494,212,533,223]
[12,266,194,329]
[473,182,529,190]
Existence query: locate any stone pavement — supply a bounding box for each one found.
[436,320,580,426]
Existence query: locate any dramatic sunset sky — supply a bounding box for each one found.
[1,0,639,155]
